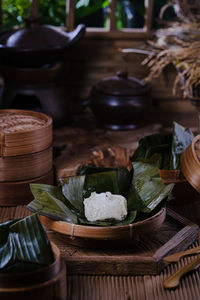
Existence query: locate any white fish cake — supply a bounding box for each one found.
[84,191,127,222]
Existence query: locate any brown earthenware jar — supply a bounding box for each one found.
[83,70,150,130]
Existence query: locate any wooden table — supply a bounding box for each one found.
[2,110,200,300]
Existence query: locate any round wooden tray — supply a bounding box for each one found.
[0,109,52,157]
[0,146,52,182]
[180,134,200,193]
[0,242,66,300]
[40,207,166,248]
[0,169,54,206]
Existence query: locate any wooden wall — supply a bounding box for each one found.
[65,36,197,127]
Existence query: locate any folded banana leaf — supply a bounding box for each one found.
[28,161,174,226]
[170,121,194,169]
[0,214,54,272]
[131,122,194,170]
[131,133,172,169]
[127,161,174,212]
[29,184,78,222]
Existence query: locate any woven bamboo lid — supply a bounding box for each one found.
[0,109,52,157]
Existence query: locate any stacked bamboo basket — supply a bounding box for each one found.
[0,109,53,206]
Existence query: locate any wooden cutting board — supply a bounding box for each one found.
[48,208,199,275]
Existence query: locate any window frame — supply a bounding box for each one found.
[66,0,154,39]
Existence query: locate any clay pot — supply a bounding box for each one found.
[83,70,150,130]
[0,18,86,68]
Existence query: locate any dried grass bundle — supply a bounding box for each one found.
[143,0,200,98]
[143,38,200,98]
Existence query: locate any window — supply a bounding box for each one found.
[1,0,153,39]
[67,0,154,38]
[2,1,196,39]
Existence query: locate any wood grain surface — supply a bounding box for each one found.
[0,205,200,300]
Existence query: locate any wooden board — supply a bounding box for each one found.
[47,208,199,275]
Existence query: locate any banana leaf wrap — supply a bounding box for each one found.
[0,214,54,272]
[28,161,174,226]
[131,122,194,170]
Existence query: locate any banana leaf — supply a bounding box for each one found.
[60,175,85,214]
[170,121,194,170]
[131,133,172,169]
[0,214,54,272]
[28,162,174,226]
[127,161,174,212]
[28,184,78,222]
[131,122,194,171]
[83,171,120,198]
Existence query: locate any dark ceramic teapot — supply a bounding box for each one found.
[0,17,86,68]
[83,71,151,130]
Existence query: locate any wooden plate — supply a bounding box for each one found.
[0,109,52,157]
[40,207,166,248]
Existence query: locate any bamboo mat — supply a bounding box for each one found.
[1,205,200,300]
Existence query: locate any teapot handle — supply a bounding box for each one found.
[68,24,86,47]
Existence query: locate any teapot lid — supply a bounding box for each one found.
[93,71,150,96]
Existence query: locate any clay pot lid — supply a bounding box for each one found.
[93,70,150,97]
[180,134,200,193]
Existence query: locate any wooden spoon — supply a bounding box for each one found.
[163,255,200,289]
[163,245,200,263]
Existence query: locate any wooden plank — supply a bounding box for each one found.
[66,0,75,30]
[144,0,154,32]
[85,29,153,39]
[108,0,116,31]
[47,209,199,275]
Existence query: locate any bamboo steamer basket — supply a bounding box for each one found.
[0,109,52,157]
[0,169,54,206]
[180,134,200,193]
[40,207,166,248]
[0,242,66,300]
[0,146,52,182]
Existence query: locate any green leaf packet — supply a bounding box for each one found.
[0,214,54,273]
[131,122,194,170]
[28,162,174,226]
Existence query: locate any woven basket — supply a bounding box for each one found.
[0,109,52,157]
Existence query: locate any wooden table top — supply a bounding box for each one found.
[2,110,200,300]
